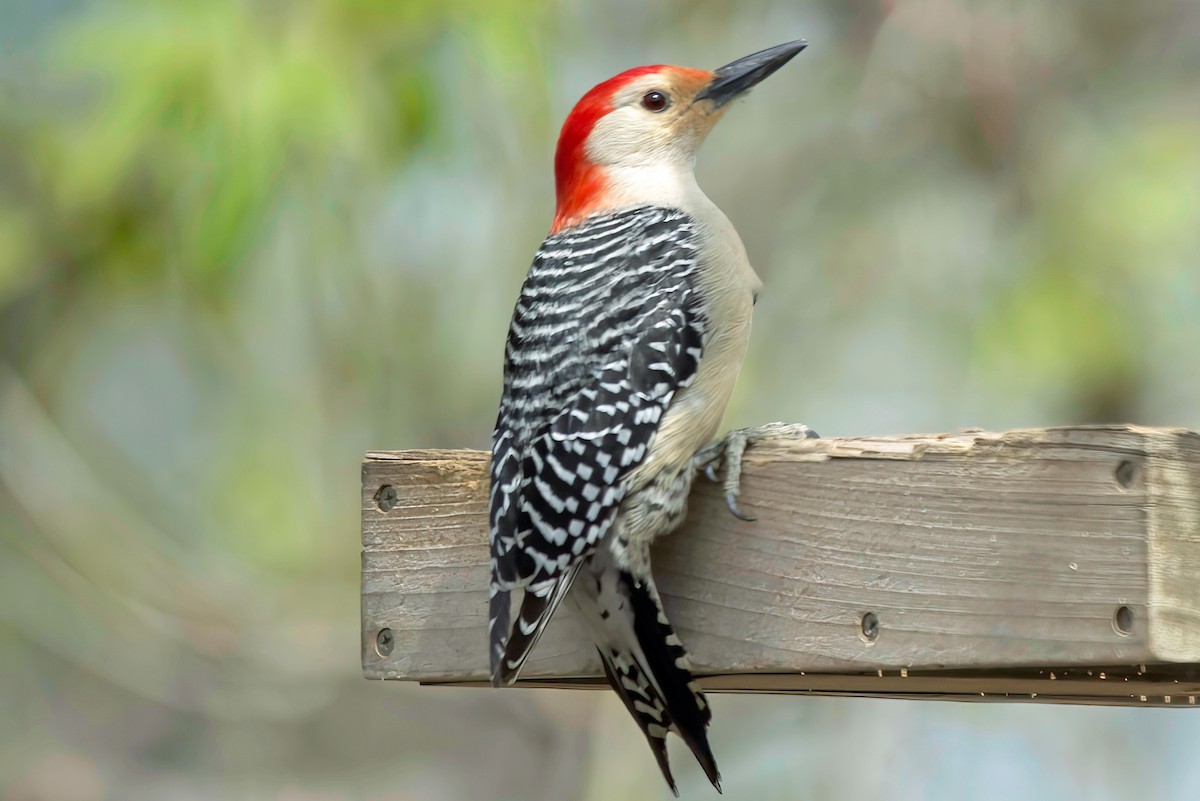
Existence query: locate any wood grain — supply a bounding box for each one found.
[361,425,1200,706]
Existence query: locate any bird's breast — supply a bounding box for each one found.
[626,207,759,489]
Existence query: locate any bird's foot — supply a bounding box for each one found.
[693,422,819,522]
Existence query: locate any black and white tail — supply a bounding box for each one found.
[572,561,720,795]
[490,567,582,686]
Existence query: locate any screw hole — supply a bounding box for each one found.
[375,484,398,513]
[375,627,395,657]
[859,612,879,644]
[1115,461,1137,489]
[1113,606,1133,637]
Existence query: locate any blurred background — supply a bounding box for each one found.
[2,0,1199,799]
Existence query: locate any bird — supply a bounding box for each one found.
[487,40,809,795]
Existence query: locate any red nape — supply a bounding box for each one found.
[550,65,664,233]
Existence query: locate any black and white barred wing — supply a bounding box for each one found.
[488,207,705,685]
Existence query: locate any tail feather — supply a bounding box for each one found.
[573,565,721,793]
[490,565,581,686]
[488,585,511,687]
[598,648,680,797]
[623,572,720,789]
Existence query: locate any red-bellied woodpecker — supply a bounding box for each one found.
[488,41,810,795]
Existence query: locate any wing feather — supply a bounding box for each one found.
[488,206,706,684]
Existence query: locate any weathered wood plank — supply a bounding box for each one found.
[361,425,1200,705]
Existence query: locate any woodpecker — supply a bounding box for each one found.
[488,41,808,794]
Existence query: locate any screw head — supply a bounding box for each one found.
[1115,461,1137,489]
[375,628,395,657]
[1113,606,1133,637]
[375,485,399,513]
[860,612,879,644]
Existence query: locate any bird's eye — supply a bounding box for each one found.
[641,91,669,112]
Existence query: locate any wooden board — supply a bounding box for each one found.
[361,425,1200,706]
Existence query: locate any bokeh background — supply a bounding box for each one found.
[3,0,1199,799]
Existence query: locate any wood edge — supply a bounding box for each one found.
[364,426,1200,467]
[405,666,1200,708]
[415,690,1194,708]
[364,448,490,463]
[1146,429,1200,661]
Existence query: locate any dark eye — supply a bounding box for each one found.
[641,91,669,112]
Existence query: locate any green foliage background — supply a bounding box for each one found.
[2,1,1198,799]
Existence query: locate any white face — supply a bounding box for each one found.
[585,72,725,171]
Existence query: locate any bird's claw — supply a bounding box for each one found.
[726,492,755,522]
[694,422,819,523]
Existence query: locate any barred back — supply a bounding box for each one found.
[488,205,707,680]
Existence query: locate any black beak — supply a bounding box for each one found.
[696,40,807,108]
